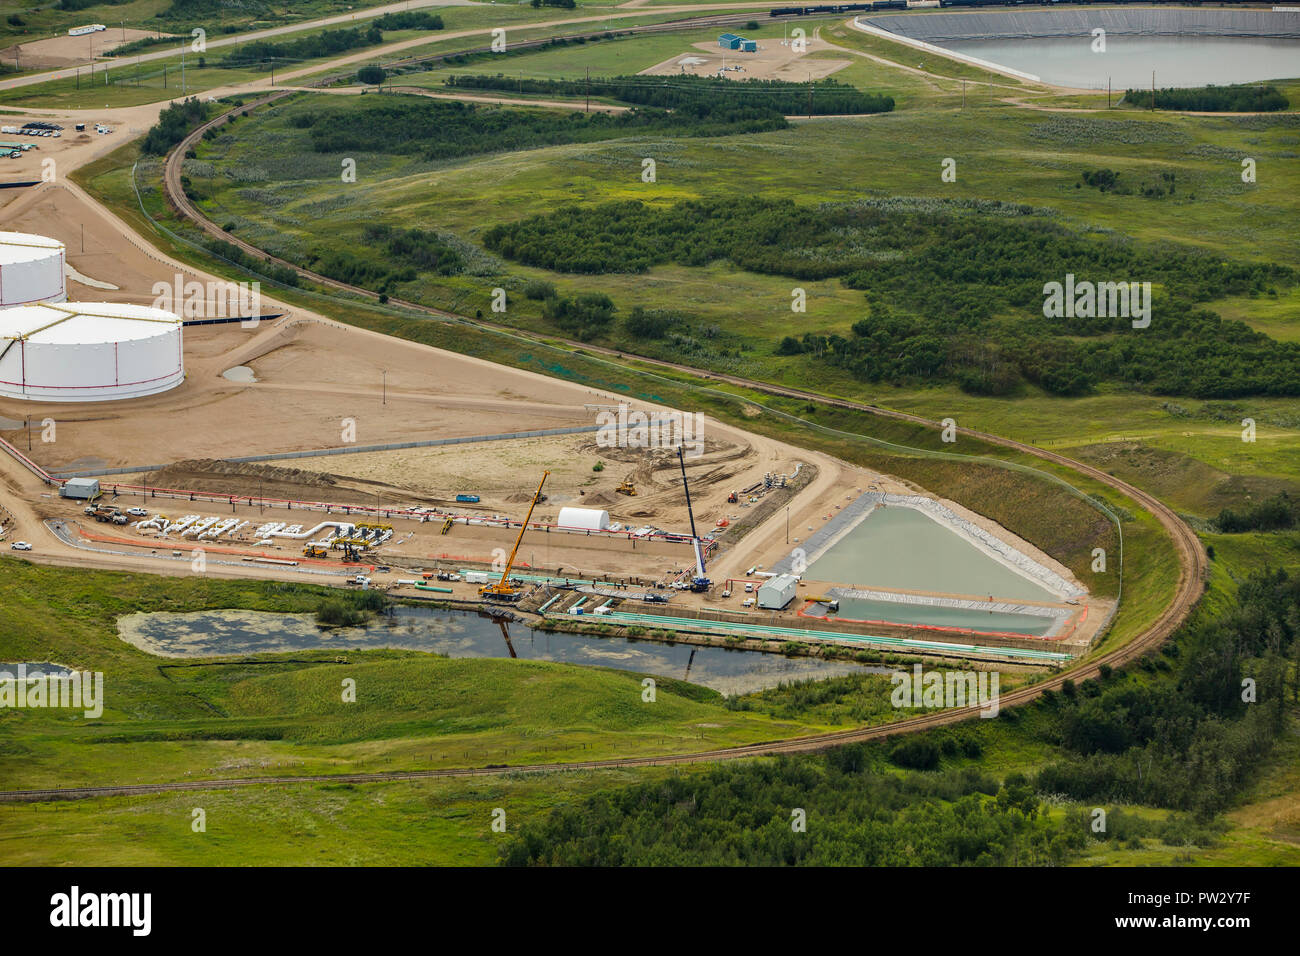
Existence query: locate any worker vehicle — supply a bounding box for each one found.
[126,507,148,517]
[727,491,739,503]
[10,541,32,551]
[303,545,328,558]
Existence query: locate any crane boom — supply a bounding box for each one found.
[480,470,549,601]
[677,446,710,592]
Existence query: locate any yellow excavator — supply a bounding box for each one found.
[480,470,549,603]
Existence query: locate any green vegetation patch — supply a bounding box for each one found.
[292,93,788,162]
[445,72,894,117]
[485,196,1297,398]
[1123,84,1290,113]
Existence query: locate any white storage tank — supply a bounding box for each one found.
[0,232,66,308]
[758,573,799,610]
[556,507,611,531]
[0,302,184,403]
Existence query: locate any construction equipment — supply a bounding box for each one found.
[303,544,328,558]
[480,471,549,603]
[332,541,363,563]
[727,490,739,503]
[439,517,453,535]
[615,476,637,496]
[676,446,711,593]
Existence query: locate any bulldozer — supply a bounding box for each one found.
[615,475,637,497]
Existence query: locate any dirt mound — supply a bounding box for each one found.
[154,458,340,488]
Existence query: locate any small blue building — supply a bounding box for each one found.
[718,33,741,50]
[739,38,757,52]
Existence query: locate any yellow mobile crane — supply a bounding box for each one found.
[480,470,549,603]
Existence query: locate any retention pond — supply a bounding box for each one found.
[118,606,886,696]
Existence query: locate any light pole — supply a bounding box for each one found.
[785,506,790,545]
[382,369,387,406]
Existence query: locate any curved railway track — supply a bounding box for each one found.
[0,38,1206,805]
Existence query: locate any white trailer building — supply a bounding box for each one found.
[59,477,101,500]
[758,573,799,610]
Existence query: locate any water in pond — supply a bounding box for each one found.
[832,597,1054,637]
[940,36,1300,89]
[117,606,886,696]
[806,505,1057,604]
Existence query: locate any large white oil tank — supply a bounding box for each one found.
[0,302,184,403]
[556,506,611,531]
[0,232,66,308]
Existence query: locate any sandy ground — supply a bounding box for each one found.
[0,29,175,72]
[641,37,849,82]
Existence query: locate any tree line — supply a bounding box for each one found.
[141,96,209,155]
[294,96,790,162]
[1124,84,1289,112]
[446,72,894,117]
[1216,492,1300,533]
[216,14,443,70]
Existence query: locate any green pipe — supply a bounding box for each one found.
[415,584,453,593]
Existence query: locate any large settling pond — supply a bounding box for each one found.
[941,35,1300,88]
[119,606,885,696]
[833,596,1055,637]
[806,505,1058,604]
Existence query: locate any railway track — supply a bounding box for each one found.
[0,31,1206,806]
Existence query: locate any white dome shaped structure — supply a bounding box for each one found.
[0,232,66,308]
[0,302,184,402]
[557,506,611,531]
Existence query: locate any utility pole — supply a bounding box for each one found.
[1107,76,1111,110]
[382,369,387,405]
[807,72,812,118]
[80,223,84,253]
[1151,69,1155,111]
[585,67,589,114]
[961,78,965,109]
